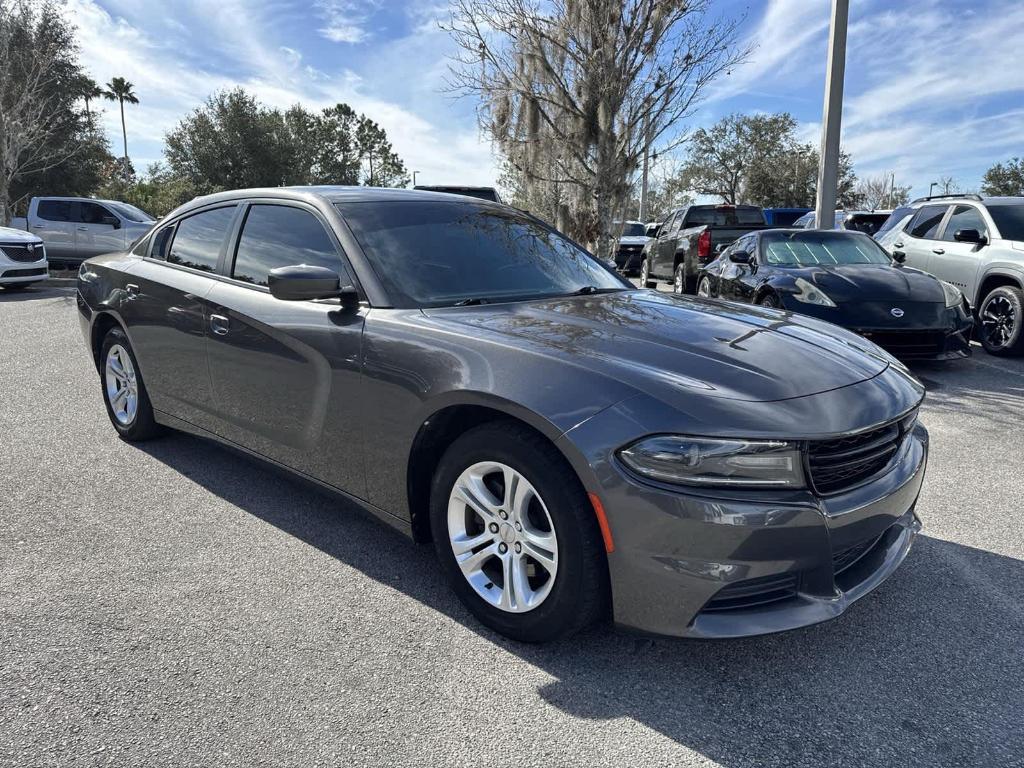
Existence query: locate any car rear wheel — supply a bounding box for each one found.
[639,258,655,289]
[100,327,162,441]
[673,264,686,295]
[697,276,712,298]
[978,285,1024,356]
[430,421,608,642]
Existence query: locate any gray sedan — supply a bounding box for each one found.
[76,186,928,641]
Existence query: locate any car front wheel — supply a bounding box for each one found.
[697,276,712,298]
[979,285,1024,356]
[640,258,655,289]
[430,421,608,642]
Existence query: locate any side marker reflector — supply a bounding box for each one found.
[588,493,615,553]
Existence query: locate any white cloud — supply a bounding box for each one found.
[63,0,499,185]
[316,1,373,44]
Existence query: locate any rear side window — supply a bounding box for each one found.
[231,205,342,287]
[149,226,175,260]
[907,205,948,239]
[942,206,987,241]
[37,200,72,222]
[986,204,1024,241]
[167,206,236,273]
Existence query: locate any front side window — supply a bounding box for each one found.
[985,204,1024,241]
[942,205,987,242]
[338,201,628,307]
[907,205,948,239]
[167,206,236,273]
[762,231,891,266]
[232,205,342,287]
[78,201,114,225]
[37,200,72,222]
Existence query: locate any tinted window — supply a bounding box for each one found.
[907,205,948,239]
[942,205,987,242]
[106,202,154,222]
[685,206,765,226]
[78,201,113,224]
[664,211,681,235]
[338,201,627,307]
[876,206,914,235]
[37,200,72,222]
[150,225,175,260]
[762,231,891,266]
[167,207,236,272]
[844,213,889,235]
[618,222,646,237]
[987,204,1024,241]
[232,205,341,287]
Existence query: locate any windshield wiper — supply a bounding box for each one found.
[573,285,623,295]
[452,297,489,306]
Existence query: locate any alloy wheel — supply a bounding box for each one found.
[447,461,558,613]
[761,294,780,308]
[674,268,683,294]
[105,344,138,426]
[697,277,711,298]
[640,259,649,286]
[981,294,1016,350]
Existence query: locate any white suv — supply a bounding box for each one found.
[0,226,47,291]
[883,195,1024,356]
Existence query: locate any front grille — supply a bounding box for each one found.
[1,267,46,278]
[615,245,644,264]
[702,572,800,612]
[808,415,912,495]
[0,243,44,263]
[859,330,945,358]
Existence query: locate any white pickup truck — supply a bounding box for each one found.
[11,196,155,267]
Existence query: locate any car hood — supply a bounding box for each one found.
[618,236,651,246]
[0,226,42,244]
[424,290,892,403]
[784,264,944,303]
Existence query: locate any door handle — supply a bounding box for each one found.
[125,283,140,298]
[893,242,904,248]
[932,248,945,255]
[209,313,230,336]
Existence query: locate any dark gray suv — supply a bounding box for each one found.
[76,187,928,641]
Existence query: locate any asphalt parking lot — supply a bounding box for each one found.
[2,283,1023,767]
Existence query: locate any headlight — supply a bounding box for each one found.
[792,277,836,307]
[940,280,963,308]
[618,435,806,489]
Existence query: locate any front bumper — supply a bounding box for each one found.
[562,405,929,639]
[615,245,646,274]
[0,258,48,284]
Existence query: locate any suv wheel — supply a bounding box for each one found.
[100,327,163,440]
[673,264,685,294]
[640,258,655,289]
[429,421,608,642]
[979,285,1024,356]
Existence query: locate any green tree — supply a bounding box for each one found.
[103,76,139,163]
[0,0,108,222]
[79,76,104,126]
[981,158,1024,196]
[97,162,203,218]
[355,116,408,187]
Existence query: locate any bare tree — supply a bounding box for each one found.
[855,173,911,210]
[0,0,88,224]
[444,0,748,257]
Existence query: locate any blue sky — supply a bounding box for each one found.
[69,0,1024,199]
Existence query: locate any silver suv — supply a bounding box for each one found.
[882,195,1024,356]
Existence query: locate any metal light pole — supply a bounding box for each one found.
[814,0,849,230]
[638,105,652,222]
[412,170,419,187]
[929,181,938,197]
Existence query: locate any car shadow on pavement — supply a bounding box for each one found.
[137,432,1024,768]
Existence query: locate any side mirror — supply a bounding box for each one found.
[729,250,754,264]
[268,264,354,303]
[101,215,121,229]
[891,250,907,264]
[953,228,986,245]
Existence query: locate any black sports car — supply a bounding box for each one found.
[696,229,973,360]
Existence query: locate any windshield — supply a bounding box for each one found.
[763,231,892,266]
[618,222,646,237]
[844,213,889,235]
[988,203,1024,241]
[338,201,629,307]
[876,206,914,235]
[106,202,154,222]
[686,206,765,226]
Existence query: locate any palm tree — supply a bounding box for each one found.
[81,78,104,127]
[103,77,139,161]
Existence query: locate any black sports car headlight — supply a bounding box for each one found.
[618,436,806,488]
[940,280,963,308]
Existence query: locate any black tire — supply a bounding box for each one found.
[99,326,163,441]
[759,292,780,309]
[978,285,1024,356]
[640,258,656,289]
[429,421,609,642]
